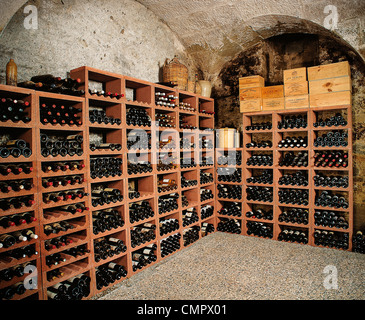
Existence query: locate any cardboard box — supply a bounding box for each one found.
[262,85,284,99]
[309,76,352,95]
[285,95,309,109]
[307,61,350,81]
[239,87,262,101]
[239,75,265,88]
[240,99,262,113]
[283,67,307,83]
[262,97,284,111]
[309,91,352,108]
[284,81,308,96]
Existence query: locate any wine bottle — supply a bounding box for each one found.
[183,226,200,246]
[129,201,154,224]
[246,221,273,238]
[313,113,347,128]
[126,107,151,127]
[278,228,308,244]
[246,121,272,131]
[182,208,198,227]
[201,205,214,219]
[278,189,309,206]
[160,233,181,257]
[314,131,348,147]
[217,202,241,217]
[217,219,241,234]
[277,115,307,130]
[246,186,273,202]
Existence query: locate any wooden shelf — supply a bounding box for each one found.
[240,106,353,251]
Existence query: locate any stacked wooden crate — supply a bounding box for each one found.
[308,61,352,107]
[239,76,264,113]
[239,61,352,113]
[283,67,309,109]
[262,85,285,111]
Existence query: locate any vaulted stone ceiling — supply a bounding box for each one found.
[1,0,364,79]
[136,0,365,78]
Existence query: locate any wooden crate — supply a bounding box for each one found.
[284,81,308,96]
[240,99,262,113]
[309,76,352,95]
[285,94,309,109]
[239,75,265,88]
[239,87,262,101]
[309,91,352,108]
[283,67,307,83]
[262,85,284,99]
[262,97,284,111]
[307,61,350,81]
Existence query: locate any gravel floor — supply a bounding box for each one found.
[96,232,365,300]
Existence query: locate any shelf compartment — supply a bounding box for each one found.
[128,175,155,201]
[0,177,36,200]
[41,186,89,209]
[277,206,309,228]
[93,230,128,267]
[0,87,35,127]
[94,255,128,294]
[0,127,35,163]
[40,173,86,193]
[90,180,125,210]
[41,215,89,240]
[124,77,152,105]
[87,99,122,128]
[217,217,242,235]
[39,128,85,160]
[181,206,199,228]
[198,97,214,117]
[127,129,152,151]
[154,87,178,110]
[243,203,274,222]
[277,225,309,245]
[37,95,84,129]
[43,257,90,288]
[179,113,198,130]
[88,127,123,155]
[200,201,215,220]
[179,92,197,113]
[0,210,38,233]
[0,162,36,182]
[159,211,180,237]
[0,195,36,216]
[42,242,92,273]
[313,229,350,251]
[41,201,88,223]
[155,109,177,129]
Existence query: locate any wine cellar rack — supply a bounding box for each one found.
[240,106,353,250]
[0,65,216,300]
[0,64,355,300]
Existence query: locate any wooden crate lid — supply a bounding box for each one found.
[307,61,351,81]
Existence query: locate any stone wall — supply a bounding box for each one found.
[213,33,365,231]
[0,0,194,83]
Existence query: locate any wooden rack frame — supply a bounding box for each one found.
[0,65,216,300]
[238,106,353,250]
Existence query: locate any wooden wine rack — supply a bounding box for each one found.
[0,65,216,300]
[215,148,244,230]
[239,106,353,250]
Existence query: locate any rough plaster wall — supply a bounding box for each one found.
[214,34,365,231]
[0,0,193,83]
